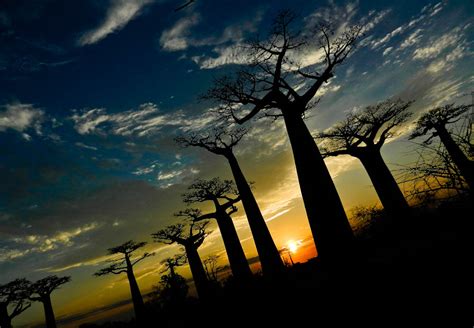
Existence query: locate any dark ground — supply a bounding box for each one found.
[81,197,473,328]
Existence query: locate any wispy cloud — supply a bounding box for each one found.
[160,14,201,51]
[1,223,100,262]
[0,102,44,140]
[78,0,154,46]
[71,102,217,137]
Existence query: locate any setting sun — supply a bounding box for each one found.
[287,240,300,253]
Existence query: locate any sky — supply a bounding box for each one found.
[0,0,473,326]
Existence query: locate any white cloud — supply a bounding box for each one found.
[399,28,423,50]
[160,11,262,53]
[78,0,154,46]
[75,142,98,151]
[72,103,218,137]
[413,28,462,60]
[160,14,201,51]
[192,44,251,69]
[0,103,44,135]
[382,47,393,56]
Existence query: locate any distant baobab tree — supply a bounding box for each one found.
[202,10,364,261]
[176,128,284,275]
[410,103,473,190]
[180,178,253,281]
[94,241,153,325]
[317,99,413,217]
[203,255,227,282]
[158,254,189,307]
[0,278,31,328]
[29,275,71,328]
[152,221,211,298]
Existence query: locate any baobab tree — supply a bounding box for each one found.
[0,278,31,328]
[29,275,71,328]
[158,254,189,307]
[176,128,284,275]
[179,178,253,281]
[410,103,473,190]
[94,241,152,325]
[202,10,363,261]
[152,221,211,298]
[317,99,413,217]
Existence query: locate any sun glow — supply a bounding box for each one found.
[287,240,299,253]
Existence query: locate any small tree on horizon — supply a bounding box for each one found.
[94,241,153,325]
[29,275,71,328]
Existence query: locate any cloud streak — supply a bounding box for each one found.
[78,0,154,46]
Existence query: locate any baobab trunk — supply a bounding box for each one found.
[436,126,474,190]
[226,153,285,275]
[215,208,253,280]
[0,304,12,328]
[358,150,410,217]
[42,296,56,328]
[283,111,354,262]
[125,257,145,324]
[184,245,209,299]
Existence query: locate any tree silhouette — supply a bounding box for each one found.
[94,241,152,325]
[157,254,189,307]
[176,128,284,275]
[152,221,211,299]
[179,178,253,281]
[203,255,227,282]
[410,103,473,190]
[0,279,31,328]
[317,98,413,217]
[29,275,71,328]
[202,10,363,261]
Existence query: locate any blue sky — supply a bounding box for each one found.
[1,0,473,326]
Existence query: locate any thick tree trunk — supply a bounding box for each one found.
[283,111,354,262]
[226,153,285,275]
[184,245,209,299]
[125,257,145,324]
[215,209,253,280]
[358,149,410,217]
[437,126,474,190]
[42,296,56,328]
[0,304,12,328]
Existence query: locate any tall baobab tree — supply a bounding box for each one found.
[176,128,284,275]
[410,103,473,190]
[29,275,71,328]
[180,178,253,280]
[202,10,363,261]
[152,221,211,298]
[317,99,413,216]
[94,241,152,325]
[0,279,31,328]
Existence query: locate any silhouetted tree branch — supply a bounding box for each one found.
[94,240,152,325]
[317,98,413,216]
[0,279,32,328]
[182,178,252,280]
[152,221,211,298]
[410,103,474,190]
[29,275,71,328]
